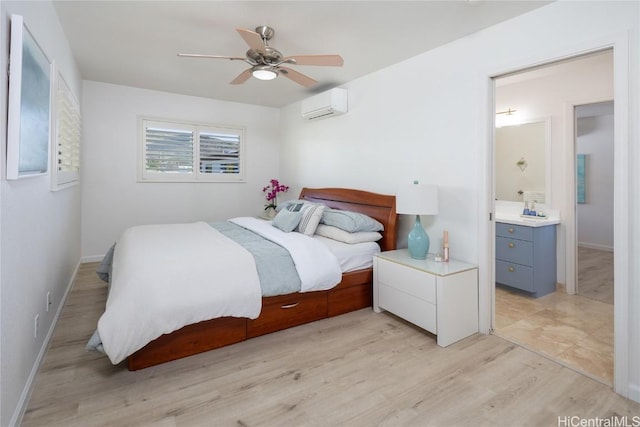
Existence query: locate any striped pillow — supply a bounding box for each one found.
[297,203,325,235]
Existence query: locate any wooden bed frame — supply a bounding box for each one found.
[127,188,397,370]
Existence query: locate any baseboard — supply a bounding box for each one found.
[577,242,614,252]
[10,260,80,427]
[81,254,106,263]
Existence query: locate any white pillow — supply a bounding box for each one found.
[297,203,325,235]
[314,224,382,244]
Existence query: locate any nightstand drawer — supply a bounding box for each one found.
[496,237,533,266]
[496,223,533,241]
[378,283,437,333]
[377,258,436,304]
[496,260,534,292]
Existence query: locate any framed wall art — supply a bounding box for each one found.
[577,153,586,204]
[7,14,52,180]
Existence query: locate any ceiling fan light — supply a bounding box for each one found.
[252,66,278,81]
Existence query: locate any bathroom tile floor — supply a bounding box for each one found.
[494,286,613,385]
[577,246,614,304]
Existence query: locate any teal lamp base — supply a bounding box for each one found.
[407,215,430,259]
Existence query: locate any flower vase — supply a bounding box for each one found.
[265,207,277,219]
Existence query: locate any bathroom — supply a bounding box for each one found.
[492,50,614,384]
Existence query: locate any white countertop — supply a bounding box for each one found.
[495,200,560,227]
[495,213,560,227]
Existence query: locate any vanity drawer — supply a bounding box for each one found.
[496,237,533,266]
[496,260,534,292]
[496,223,533,241]
[376,258,436,304]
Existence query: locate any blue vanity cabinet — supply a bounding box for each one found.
[495,222,557,297]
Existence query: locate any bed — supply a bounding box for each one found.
[95,187,397,370]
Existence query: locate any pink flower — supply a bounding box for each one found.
[262,179,289,210]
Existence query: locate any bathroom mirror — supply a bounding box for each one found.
[495,118,550,203]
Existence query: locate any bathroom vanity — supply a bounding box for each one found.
[495,216,559,298]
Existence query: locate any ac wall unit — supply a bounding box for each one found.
[301,88,348,120]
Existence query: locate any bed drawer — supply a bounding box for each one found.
[328,283,372,317]
[128,317,247,370]
[247,291,328,338]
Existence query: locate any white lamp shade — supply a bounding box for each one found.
[396,183,438,215]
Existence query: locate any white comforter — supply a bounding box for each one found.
[230,217,342,292]
[98,222,262,364]
[97,219,343,364]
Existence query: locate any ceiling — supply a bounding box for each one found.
[52,1,550,108]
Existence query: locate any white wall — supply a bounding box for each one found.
[577,113,614,250]
[0,1,82,425]
[279,1,639,401]
[280,57,483,261]
[81,82,281,259]
[495,51,613,284]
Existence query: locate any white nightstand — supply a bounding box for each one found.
[373,249,479,347]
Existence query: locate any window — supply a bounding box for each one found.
[51,71,81,190]
[139,118,245,182]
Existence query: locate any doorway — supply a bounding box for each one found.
[491,51,615,384]
[575,101,615,305]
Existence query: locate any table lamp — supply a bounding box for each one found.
[396,181,439,259]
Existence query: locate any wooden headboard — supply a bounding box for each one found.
[299,187,397,251]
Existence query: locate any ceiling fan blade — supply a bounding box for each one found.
[279,67,318,88]
[236,28,264,51]
[230,68,253,85]
[284,55,344,67]
[177,53,246,61]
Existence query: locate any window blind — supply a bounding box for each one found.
[140,118,244,182]
[53,73,81,188]
[199,130,241,175]
[144,126,194,174]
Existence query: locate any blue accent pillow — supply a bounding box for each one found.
[272,209,302,232]
[275,199,306,212]
[321,208,384,232]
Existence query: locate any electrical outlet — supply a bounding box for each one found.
[34,314,39,338]
[46,291,51,312]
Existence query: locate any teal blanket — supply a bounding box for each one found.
[210,221,301,296]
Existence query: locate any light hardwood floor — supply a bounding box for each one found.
[22,263,639,426]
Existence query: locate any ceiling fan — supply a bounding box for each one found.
[178,26,344,87]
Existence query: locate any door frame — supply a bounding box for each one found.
[478,32,630,397]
